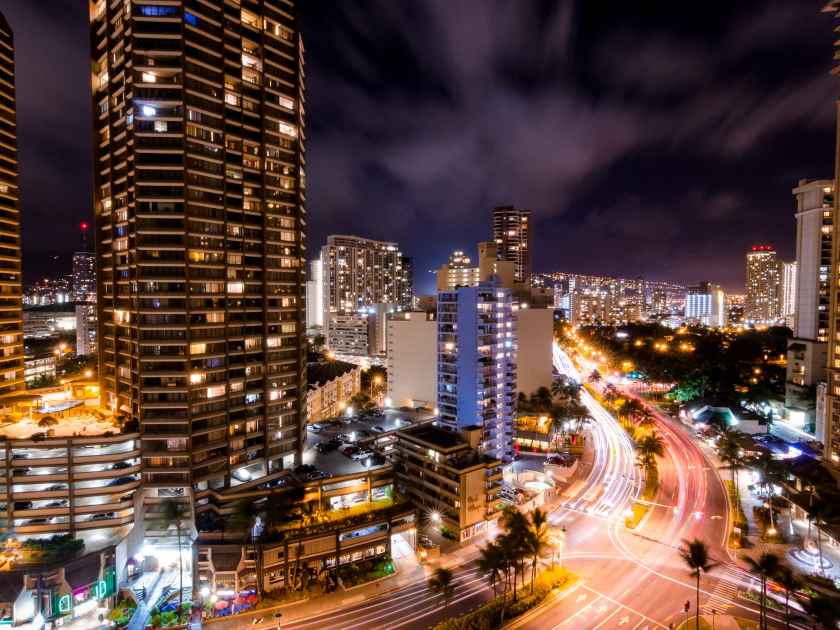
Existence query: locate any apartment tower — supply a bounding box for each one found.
[492,206,532,285]
[0,12,24,397]
[89,1,307,517]
[745,245,780,324]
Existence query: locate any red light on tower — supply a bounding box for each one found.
[80,222,89,231]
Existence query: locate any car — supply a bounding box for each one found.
[340,445,359,457]
[308,424,323,433]
[351,450,373,461]
[90,512,116,521]
[44,484,66,492]
[295,464,316,475]
[45,500,68,508]
[336,433,353,443]
[419,535,434,548]
[372,426,385,433]
[108,476,137,487]
[25,518,49,525]
[111,461,133,470]
[13,501,32,511]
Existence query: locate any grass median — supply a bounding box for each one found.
[625,465,658,529]
[430,566,578,630]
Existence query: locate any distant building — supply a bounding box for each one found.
[780,260,797,329]
[306,259,324,332]
[727,293,746,326]
[514,307,554,396]
[438,280,516,461]
[394,424,503,542]
[71,251,95,303]
[75,303,96,356]
[492,206,532,285]
[684,282,725,327]
[23,353,56,385]
[327,314,369,357]
[23,305,76,339]
[437,250,480,291]
[745,245,780,324]
[386,312,437,409]
[306,360,362,423]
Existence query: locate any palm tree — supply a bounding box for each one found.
[807,498,830,576]
[588,369,601,385]
[717,427,743,501]
[773,565,801,630]
[680,539,716,630]
[744,552,781,630]
[231,497,265,600]
[428,567,455,611]
[158,499,189,614]
[500,508,530,602]
[476,542,504,598]
[526,508,551,593]
[636,432,665,471]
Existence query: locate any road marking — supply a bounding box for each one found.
[590,606,621,630]
[575,593,587,603]
[579,586,668,629]
[554,595,604,628]
[618,615,632,625]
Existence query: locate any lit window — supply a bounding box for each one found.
[190,373,204,384]
[207,384,225,398]
[141,72,156,83]
[227,282,244,294]
[190,342,206,355]
[141,105,156,117]
[154,120,168,133]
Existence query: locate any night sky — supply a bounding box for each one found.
[3,0,836,293]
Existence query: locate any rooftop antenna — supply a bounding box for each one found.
[80,221,90,252]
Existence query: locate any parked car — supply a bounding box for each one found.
[45,500,68,508]
[90,512,116,521]
[309,424,323,433]
[44,485,66,492]
[13,501,32,510]
[108,476,137,487]
[419,535,434,548]
[111,461,133,470]
[340,445,359,457]
[295,464,316,475]
[372,426,385,433]
[351,450,373,461]
[25,518,49,525]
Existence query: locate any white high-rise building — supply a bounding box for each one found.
[386,313,437,408]
[780,260,797,329]
[306,259,324,332]
[437,280,516,461]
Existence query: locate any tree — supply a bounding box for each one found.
[807,497,830,577]
[717,427,743,502]
[158,499,189,613]
[550,375,580,401]
[526,508,551,593]
[427,567,455,611]
[588,369,601,385]
[348,391,376,411]
[744,552,781,630]
[636,432,665,471]
[231,497,266,600]
[476,542,504,598]
[773,565,801,630]
[680,539,716,630]
[37,415,58,429]
[499,508,530,602]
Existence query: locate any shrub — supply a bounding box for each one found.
[439,526,458,541]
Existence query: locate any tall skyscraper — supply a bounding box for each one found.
[793,180,833,342]
[492,206,532,285]
[745,245,780,323]
[822,0,840,465]
[321,235,412,322]
[437,280,516,461]
[90,0,307,516]
[684,282,725,327]
[72,250,96,303]
[0,13,24,397]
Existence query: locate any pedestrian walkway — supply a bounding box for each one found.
[126,569,185,630]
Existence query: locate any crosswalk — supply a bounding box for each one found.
[701,576,740,616]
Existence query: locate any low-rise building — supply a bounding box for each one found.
[394,424,503,542]
[306,360,362,423]
[386,313,437,408]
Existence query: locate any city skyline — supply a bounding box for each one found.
[2,0,835,293]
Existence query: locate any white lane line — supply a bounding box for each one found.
[552,595,604,629]
[581,586,668,629]
[590,606,622,630]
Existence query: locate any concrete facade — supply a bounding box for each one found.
[513,307,554,396]
[386,314,437,408]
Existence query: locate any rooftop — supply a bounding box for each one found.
[399,424,465,451]
[307,360,359,388]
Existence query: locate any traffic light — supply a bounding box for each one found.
[684,600,690,613]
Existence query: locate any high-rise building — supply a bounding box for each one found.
[780,260,797,329]
[745,245,780,323]
[386,312,437,408]
[321,235,412,317]
[793,180,833,342]
[785,180,834,436]
[492,206,532,285]
[0,13,24,397]
[684,282,726,327]
[89,0,307,518]
[437,280,516,461]
[72,251,96,303]
[305,259,323,332]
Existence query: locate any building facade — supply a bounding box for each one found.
[305,258,323,332]
[513,307,554,396]
[437,280,516,461]
[436,250,479,291]
[785,180,834,436]
[386,312,437,408]
[780,260,797,329]
[321,235,412,318]
[0,12,24,398]
[492,206,532,285]
[305,360,361,423]
[745,245,780,324]
[684,282,725,327]
[89,0,308,521]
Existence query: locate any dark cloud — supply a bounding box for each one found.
[1,0,835,292]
